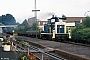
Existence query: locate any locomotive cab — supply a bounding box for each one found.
[41,15,69,41]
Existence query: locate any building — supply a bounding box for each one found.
[28,17,36,27]
[37,21,48,30]
[28,17,85,30]
[64,17,85,26]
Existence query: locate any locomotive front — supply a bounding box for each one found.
[41,15,69,41]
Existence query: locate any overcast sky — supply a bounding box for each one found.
[0,0,90,23]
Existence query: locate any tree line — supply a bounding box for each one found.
[14,19,39,32]
[0,14,19,25]
[71,16,90,44]
[0,14,19,32]
[0,13,38,33]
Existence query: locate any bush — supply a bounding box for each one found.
[72,27,90,44]
[15,37,22,42]
[23,42,29,48]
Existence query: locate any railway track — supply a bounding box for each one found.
[20,35,90,48]
[61,41,90,47]
[15,36,90,60]
[12,38,66,60]
[6,33,90,47]
[14,33,90,48]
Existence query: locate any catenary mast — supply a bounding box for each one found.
[32,0,40,38]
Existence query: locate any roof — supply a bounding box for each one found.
[64,17,85,22]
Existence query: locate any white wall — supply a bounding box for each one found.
[66,22,75,27]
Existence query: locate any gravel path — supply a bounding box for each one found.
[20,36,90,58]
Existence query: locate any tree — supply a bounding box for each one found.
[5,14,17,25]
[82,16,90,27]
[20,19,28,26]
[31,22,39,30]
[14,19,30,32]
[71,16,90,44]
[76,23,85,29]
[0,16,2,23]
[0,22,4,26]
[0,14,17,25]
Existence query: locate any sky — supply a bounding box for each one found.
[0,0,90,23]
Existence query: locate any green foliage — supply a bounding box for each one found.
[14,19,40,32]
[24,42,28,45]
[0,14,19,32]
[0,22,4,26]
[76,24,85,29]
[0,14,18,25]
[15,37,22,42]
[2,39,7,42]
[82,16,90,27]
[14,19,30,32]
[66,27,76,33]
[71,23,90,44]
[31,22,39,30]
[19,19,28,26]
[2,42,11,45]
[23,42,29,48]
[70,16,90,44]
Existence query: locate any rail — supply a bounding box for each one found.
[12,40,64,60]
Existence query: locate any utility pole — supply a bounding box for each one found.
[32,0,40,38]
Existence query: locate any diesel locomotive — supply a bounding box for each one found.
[40,15,69,41]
